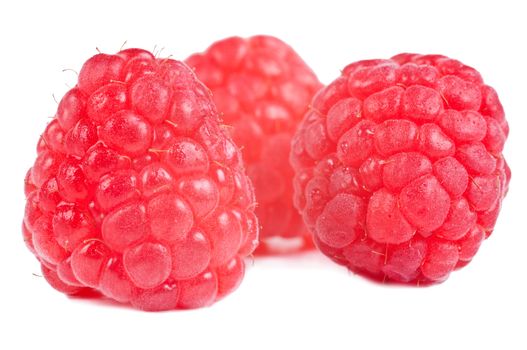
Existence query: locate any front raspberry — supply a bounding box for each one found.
[291,54,510,283]
[186,36,321,254]
[23,48,258,310]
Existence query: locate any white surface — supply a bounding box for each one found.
[0,0,526,349]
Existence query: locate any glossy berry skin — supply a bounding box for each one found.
[186,36,321,254]
[290,54,510,284]
[24,48,258,310]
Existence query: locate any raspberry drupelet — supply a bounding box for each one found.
[186,36,321,254]
[23,48,259,310]
[290,54,510,284]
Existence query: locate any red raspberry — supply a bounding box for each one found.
[23,48,259,310]
[186,36,321,254]
[290,54,510,284]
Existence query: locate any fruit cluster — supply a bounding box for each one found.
[23,37,510,310]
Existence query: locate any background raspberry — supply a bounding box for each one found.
[186,36,321,254]
[291,54,510,284]
[23,48,258,310]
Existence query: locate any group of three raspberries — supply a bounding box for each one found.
[23,35,510,311]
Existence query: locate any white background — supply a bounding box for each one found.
[1,0,526,349]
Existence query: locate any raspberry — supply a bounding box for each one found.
[291,54,510,284]
[186,36,321,254]
[23,48,259,310]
